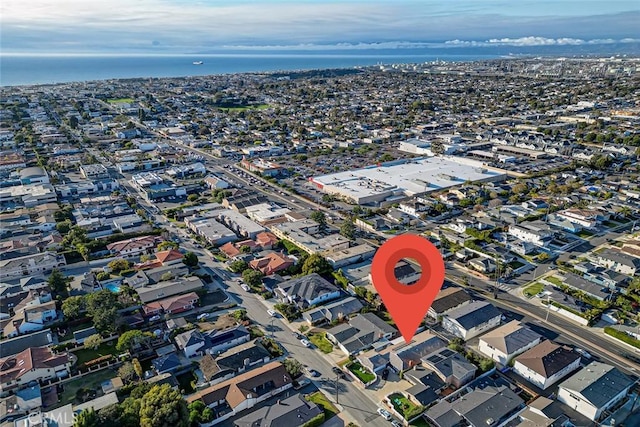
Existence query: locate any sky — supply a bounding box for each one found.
[1,0,639,54]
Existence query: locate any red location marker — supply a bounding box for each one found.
[371,234,445,343]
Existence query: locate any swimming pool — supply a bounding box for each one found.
[104,283,121,293]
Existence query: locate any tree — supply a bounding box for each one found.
[62,295,85,319]
[139,384,189,427]
[538,252,550,261]
[187,194,199,202]
[310,211,327,230]
[48,269,70,297]
[229,260,249,273]
[340,219,356,240]
[56,219,72,234]
[117,330,153,352]
[158,241,179,251]
[108,258,131,274]
[182,252,199,268]
[242,269,264,288]
[232,309,248,322]
[132,358,144,380]
[85,290,121,334]
[239,245,251,253]
[301,254,333,276]
[84,334,102,350]
[118,362,137,383]
[283,358,303,378]
[74,408,99,427]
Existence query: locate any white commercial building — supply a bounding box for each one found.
[310,157,505,205]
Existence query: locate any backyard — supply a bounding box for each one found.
[72,342,119,366]
[346,362,375,384]
[307,332,333,354]
[57,368,117,407]
[388,392,425,420]
[306,391,338,420]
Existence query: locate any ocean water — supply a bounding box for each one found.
[0,52,496,87]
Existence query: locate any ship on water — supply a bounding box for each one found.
[193,61,204,65]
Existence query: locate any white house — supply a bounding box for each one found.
[478,321,542,365]
[512,340,581,390]
[441,301,501,340]
[508,223,553,247]
[557,362,634,421]
[0,252,66,281]
[275,273,341,309]
[0,346,71,394]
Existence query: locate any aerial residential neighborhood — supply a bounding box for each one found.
[0,56,639,427]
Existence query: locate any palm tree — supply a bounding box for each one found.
[617,206,631,218]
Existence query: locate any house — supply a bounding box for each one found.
[421,347,477,388]
[323,243,376,268]
[428,287,472,320]
[0,329,53,358]
[143,292,199,316]
[152,352,183,374]
[233,393,322,427]
[135,276,205,305]
[389,330,447,373]
[200,341,271,383]
[0,251,66,281]
[3,292,57,338]
[0,346,71,394]
[594,248,640,276]
[106,235,160,258]
[302,296,364,325]
[275,273,341,309]
[187,361,293,425]
[557,362,634,421]
[175,325,250,358]
[0,385,42,424]
[556,209,598,229]
[425,377,525,427]
[441,301,501,340]
[404,367,446,407]
[469,257,496,274]
[508,222,553,247]
[512,340,581,390]
[326,313,397,355]
[249,252,294,275]
[478,321,542,365]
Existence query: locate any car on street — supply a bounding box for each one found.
[293,378,310,389]
[148,315,161,322]
[306,368,321,377]
[196,313,211,321]
[391,420,403,427]
[377,408,392,420]
[267,309,277,317]
[241,284,251,292]
[332,366,346,379]
[301,339,312,348]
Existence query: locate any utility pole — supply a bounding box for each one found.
[270,318,275,338]
[545,294,551,322]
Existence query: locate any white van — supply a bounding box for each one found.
[267,309,277,317]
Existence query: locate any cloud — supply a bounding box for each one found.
[442,37,640,47]
[1,0,639,53]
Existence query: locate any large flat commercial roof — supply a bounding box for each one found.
[311,157,506,204]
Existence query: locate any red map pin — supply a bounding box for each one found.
[371,234,445,343]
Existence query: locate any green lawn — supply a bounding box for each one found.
[347,362,375,384]
[389,393,425,420]
[57,369,117,407]
[508,261,525,269]
[308,332,333,354]
[72,342,119,365]
[107,97,134,104]
[410,417,432,427]
[577,229,595,238]
[523,282,544,298]
[306,391,339,420]
[545,276,563,287]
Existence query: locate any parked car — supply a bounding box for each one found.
[332,366,346,379]
[241,284,251,292]
[307,368,321,377]
[294,378,310,390]
[391,420,403,427]
[267,309,277,317]
[301,339,312,348]
[381,369,390,380]
[377,408,392,420]
[148,315,161,322]
[196,313,210,321]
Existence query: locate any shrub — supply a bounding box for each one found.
[302,413,326,427]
